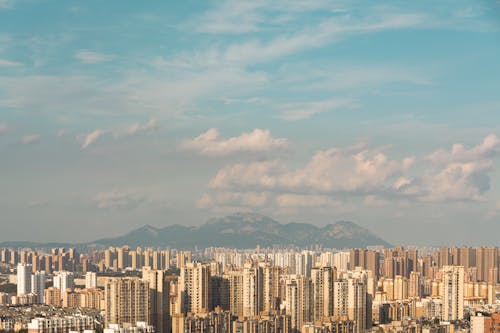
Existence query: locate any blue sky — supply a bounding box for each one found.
[1,0,500,245]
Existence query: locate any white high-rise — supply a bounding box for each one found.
[54,271,74,292]
[295,251,314,278]
[85,272,97,289]
[17,263,32,296]
[31,271,45,303]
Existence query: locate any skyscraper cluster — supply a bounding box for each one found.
[0,246,499,333]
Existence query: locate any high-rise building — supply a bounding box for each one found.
[176,251,192,269]
[17,263,32,296]
[408,271,422,298]
[295,251,314,278]
[393,275,407,300]
[366,251,380,279]
[311,266,334,321]
[142,267,172,333]
[487,268,497,305]
[129,251,138,270]
[440,266,464,321]
[407,248,418,274]
[347,276,368,333]
[285,275,312,332]
[460,247,475,270]
[54,271,74,292]
[241,259,267,317]
[117,246,130,270]
[350,249,362,270]
[227,269,244,316]
[31,271,45,303]
[179,262,210,314]
[44,287,62,306]
[260,261,274,314]
[333,252,350,272]
[105,277,150,327]
[439,248,450,268]
[105,248,116,269]
[334,279,349,319]
[85,272,97,289]
[79,288,104,309]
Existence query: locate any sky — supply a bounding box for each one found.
[0,0,500,246]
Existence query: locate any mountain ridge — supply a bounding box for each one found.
[91,213,390,249]
[0,213,391,249]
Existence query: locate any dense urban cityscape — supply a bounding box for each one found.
[0,244,498,333]
[2,1,500,333]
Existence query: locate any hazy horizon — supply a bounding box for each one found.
[0,211,497,248]
[1,1,500,246]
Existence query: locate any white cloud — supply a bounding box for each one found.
[181,128,288,156]
[278,98,355,121]
[125,118,159,136]
[93,190,145,209]
[0,58,22,67]
[427,134,500,164]
[209,160,282,189]
[209,146,413,193]
[419,134,500,201]
[179,10,430,70]
[21,134,40,144]
[80,129,104,149]
[0,67,267,117]
[191,1,421,36]
[202,135,500,211]
[190,0,324,34]
[423,161,492,201]
[74,50,114,64]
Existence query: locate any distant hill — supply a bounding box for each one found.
[91,213,391,249]
[0,213,390,250]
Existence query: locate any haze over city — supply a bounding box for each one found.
[1,0,500,245]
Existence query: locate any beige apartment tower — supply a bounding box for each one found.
[179,262,210,314]
[440,266,464,321]
[142,267,172,333]
[104,277,150,327]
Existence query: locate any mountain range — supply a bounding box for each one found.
[92,213,390,249]
[0,213,390,249]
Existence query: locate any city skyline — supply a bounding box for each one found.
[1,1,500,244]
[1,245,499,333]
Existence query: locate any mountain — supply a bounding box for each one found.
[91,213,390,249]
